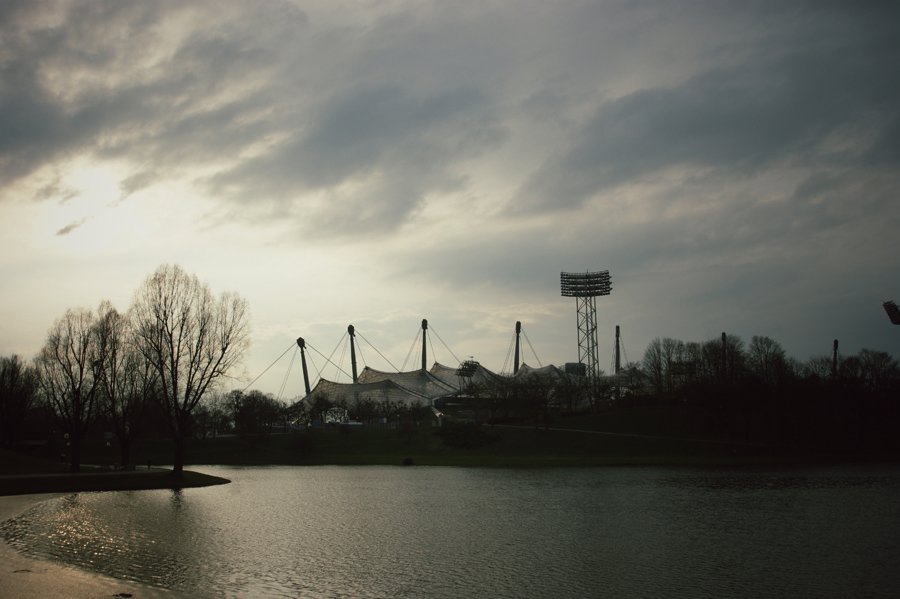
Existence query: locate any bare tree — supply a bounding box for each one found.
[661,337,685,393]
[857,349,900,393]
[200,391,234,436]
[34,307,103,472]
[701,334,745,383]
[95,301,157,469]
[643,337,686,395]
[679,341,704,385]
[619,361,646,396]
[0,355,38,447]
[747,335,788,386]
[643,337,665,395]
[131,264,249,475]
[804,355,834,381]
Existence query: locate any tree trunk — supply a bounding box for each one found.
[172,434,186,477]
[119,442,131,471]
[70,439,81,473]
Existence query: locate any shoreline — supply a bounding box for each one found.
[0,468,231,497]
[0,493,186,598]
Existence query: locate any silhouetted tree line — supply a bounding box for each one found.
[464,373,576,429]
[195,389,288,437]
[0,355,39,448]
[5,305,898,463]
[423,333,900,455]
[627,334,900,452]
[0,264,249,474]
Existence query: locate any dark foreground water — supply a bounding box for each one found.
[3,466,900,598]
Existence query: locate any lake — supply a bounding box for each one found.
[3,465,900,597]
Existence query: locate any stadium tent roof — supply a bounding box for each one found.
[306,362,511,406]
[428,363,462,389]
[358,366,457,400]
[514,363,567,382]
[307,378,431,407]
[429,361,505,390]
[305,362,579,409]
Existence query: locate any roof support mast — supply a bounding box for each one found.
[348,324,359,383]
[615,325,621,375]
[422,318,428,370]
[296,337,311,396]
[514,321,522,374]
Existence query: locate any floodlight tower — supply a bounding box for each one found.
[561,270,612,393]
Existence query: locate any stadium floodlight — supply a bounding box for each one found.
[884,300,900,325]
[560,270,612,297]
[561,270,612,404]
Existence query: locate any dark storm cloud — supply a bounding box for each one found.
[394,157,899,309]
[0,1,303,195]
[0,60,70,186]
[2,1,898,247]
[515,2,900,213]
[206,83,503,233]
[0,1,161,188]
[0,0,505,234]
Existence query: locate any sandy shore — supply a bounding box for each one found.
[0,494,188,599]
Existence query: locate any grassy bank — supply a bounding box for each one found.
[6,408,894,476]
[22,426,877,471]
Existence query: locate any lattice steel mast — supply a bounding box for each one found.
[561,270,612,399]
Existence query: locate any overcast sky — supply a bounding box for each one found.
[1,0,898,399]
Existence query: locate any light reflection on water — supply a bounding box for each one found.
[3,466,900,598]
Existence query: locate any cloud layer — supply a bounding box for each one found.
[1,1,898,392]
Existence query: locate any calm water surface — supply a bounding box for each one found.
[3,466,900,598]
